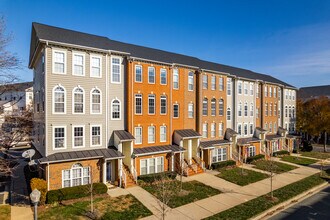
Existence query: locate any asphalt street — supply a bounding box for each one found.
[269,185,330,220]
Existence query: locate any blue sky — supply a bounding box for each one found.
[1,0,330,87]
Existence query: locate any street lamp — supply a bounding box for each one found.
[30,189,41,220]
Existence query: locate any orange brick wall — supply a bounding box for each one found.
[263,84,280,133]
[256,83,261,127]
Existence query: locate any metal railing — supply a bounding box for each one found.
[132,166,138,183]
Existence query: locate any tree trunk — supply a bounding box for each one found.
[324,131,327,153]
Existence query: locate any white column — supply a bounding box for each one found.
[102,159,107,184]
[171,153,174,172]
[119,159,122,187]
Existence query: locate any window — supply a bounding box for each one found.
[160,95,167,115]
[202,98,208,116]
[188,72,194,91]
[289,106,292,118]
[256,107,259,118]
[54,126,65,149]
[211,123,216,137]
[173,104,179,118]
[211,98,216,116]
[285,90,288,99]
[265,86,268,97]
[91,126,101,146]
[244,124,248,135]
[219,123,224,136]
[160,126,167,142]
[219,78,224,91]
[173,69,179,89]
[135,94,142,114]
[238,102,242,116]
[269,104,272,116]
[274,123,277,133]
[269,87,272,97]
[53,85,65,113]
[202,123,208,138]
[73,126,84,148]
[211,76,216,90]
[250,83,254,95]
[269,123,272,133]
[135,65,142,82]
[250,103,254,116]
[244,82,248,95]
[227,108,231,120]
[111,99,121,119]
[265,123,268,130]
[219,99,224,116]
[73,53,84,76]
[212,148,227,163]
[292,91,295,100]
[73,87,84,113]
[91,56,101,77]
[248,146,256,157]
[148,126,155,143]
[292,106,295,118]
[62,163,90,188]
[278,88,281,99]
[244,102,248,116]
[227,78,232,95]
[238,81,242,94]
[53,51,65,74]
[274,104,277,116]
[135,127,142,144]
[140,157,164,175]
[238,124,242,135]
[148,95,155,114]
[160,68,167,85]
[285,106,288,117]
[188,103,194,118]
[203,75,208,89]
[265,103,268,116]
[256,85,260,98]
[274,88,277,98]
[91,89,101,114]
[250,123,253,135]
[148,67,155,84]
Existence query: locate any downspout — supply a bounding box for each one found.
[106,52,109,147]
[47,162,50,191]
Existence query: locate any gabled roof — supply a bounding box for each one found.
[237,137,261,146]
[225,128,238,137]
[266,134,283,141]
[256,127,267,133]
[174,129,202,138]
[133,145,185,156]
[200,139,231,149]
[113,130,135,141]
[298,85,330,100]
[0,82,33,92]
[29,22,295,88]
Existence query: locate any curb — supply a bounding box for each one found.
[251,181,329,220]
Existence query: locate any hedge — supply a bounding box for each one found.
[210,160,236,169]
[46,182,107,204]
[246,154,265,163]
[273,150,290,157]
[30,178,47,204]
[138,171,177,183]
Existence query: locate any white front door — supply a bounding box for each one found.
[106,161,112,182]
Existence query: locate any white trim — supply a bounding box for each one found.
[72,52,85,76]
[90,54,102,78]
[90,124,102,147]
[110,98,121,120]
[52,85,66,114]
[173,103,179,118]
[90,87,102,114]
[237,123,242,135]
[135,94,143,115]
[110,56,122,84]
[173,68,179,89]
[148,66,155,84]
[52,125,67,150]
[188,71,194,91]
[148,94,155,115]
[243,123,248,136]
[135,65,143,83]
[160,95,167,115]
[148,125,156,143]
[72,125,85,149]
[134,126,142,145]
[52,49,67,74]
[72,86,85,114]
[140,156,164,175]
[160,68,167,85]
[160,125,167,142]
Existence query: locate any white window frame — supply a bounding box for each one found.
[202,123,208,138]
[211,123,216,137]
[135,126,142,145]
[219,122,224,137]
[238,123,242,135]
[72,52,85,76]
[160,126,167,142]
[265,86,268,97]
[148,94,155,115]
[203,75,208,89]
[269,87,272,97]
[173,104,179,118]
[238,81,242,94]
[135,65,142,83]
[148,67,155,84]
[62,164,90,188]
[160,95,167,115]
[111,99,121,120]
[140,157,164,175]
[244,82,248,95]
[244,102,248,116]
[90,125,102,147]
[203,98,208,116]
[227,78,232,95]
[211,76,216,90]
[211,99,216,116]
[238,102,242,117]
[173,69,179,89]
[111,56,121,83]
[90,88,102,114]
[219,99,224,116]
[219,77,224,91]
[135,94,143,115]
[250,123,254,135]
[53,126,66,150]
[148,126,155,143]
[90,55,102,78]
[227,108,231,121]
[52,49,66,74]
[188,72,194,91]
[72,125,85,149]
[244,123,248,136]
[250,103,254,117]
[250,83,254,96]
[248,146,256,157]
[53,85,66,114]
[188,103,194,118]
[72,87,85,114]
[160,68,167,85]
[212,148,227,163]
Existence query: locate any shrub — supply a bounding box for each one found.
[138,171,177,183]
[30,178,47,204]
[210,160,236,169]
[301,140,313,152]
[46,182,107,204]
[246,154,265,163]
[273,150,290,157]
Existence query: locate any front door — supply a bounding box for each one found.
[106,161,112,182]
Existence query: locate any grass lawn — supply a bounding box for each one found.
[205,172,327,220]
[252,160,297,174]
[216,167,269,186]
[281,155,318,166]
[0,205,10,220]
[140,180,220,208]
[300,151,330,160]
[39,194,152,220]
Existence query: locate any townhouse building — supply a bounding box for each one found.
[29,23,298,190]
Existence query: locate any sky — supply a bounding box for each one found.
[1,0,330,88]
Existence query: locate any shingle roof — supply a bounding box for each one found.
[133,145,185,156]
[256,127,267,133]
[0,82,33,92]
[266,134,283,141]
[286,134,302,139]
[298,85,330,100]
[174,129,202,138]
[29,23,295,88]
[200,139,231,149]
[39,147,124,164]
[237,137,261,146]
[225,128,238,137]
[113,130,135,141]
